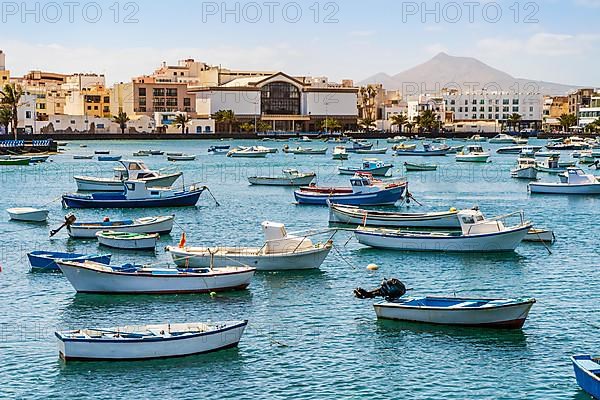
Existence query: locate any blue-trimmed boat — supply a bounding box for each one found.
[98,156,122,162]
[346,140,373,153]
[572,355,600,399]
[27,251,111,272]
[338,159,394,177]
[294,173,407,206]
[62,180,205,209]
[395,143,451,156]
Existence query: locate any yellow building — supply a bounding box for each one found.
[65,85,111,118]
[0,49,9,85]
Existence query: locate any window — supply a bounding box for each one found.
[261,81,301,115]
[513,99,519,105]
[184,98,191,107]
[103,106,109,112]
[127,183,135,190]
[480,99,485,105]
[529,106,534,112]
[503,99,510,105]
[513,106,519,112]
[166,88,178,97]
[139,88,146,96]
[464,100,468,105]
[495,114,499,119]
[459,107,463,112]
[166,98,178,107]
[450,100,455,105]
[104,96,110,103]
[472,100,477,105]
[153,88,165,97]
[139,97,146,106]
[26,111,32,118]
[87,106,92,110]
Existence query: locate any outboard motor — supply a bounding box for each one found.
[354,278,407,301]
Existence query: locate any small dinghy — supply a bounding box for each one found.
[332,146,349,160]
[75,160,182,192]
[328,203,461,229]
[355,278,535,329]
[571,355,600,399]
[392,143,417,151]
[456,145,491,163]
[338,159,393,177]
[166,152,183,157]
[208,145,230,154]
[404,162,438,172]
[73,155,94,160]
[62,215,175,238]
[345,140,373,153]
[55,320,248,362]
[167,221,333,271]
[248,169,316,186]
[355,148,388,155]
[511,157,538,180]
[0,158,30,166]
[395,143,450,157]
[56,260,255,294]
[354,208,532,252]
[98,156,122,162]
[387,136,408,144]
[227,147,269,158]
[150,150,164,156]
[536,155,566,174]
[282,145,328,155]
[96,231,159,250]
[295,173,408,206]
[524,228,555,243]
[95,150,110,155]
[167,154,196,161]
[530,168,600,195]
[133,151,151,157]
[489,134,517,144]
[27,251,111,273]
[7,207,49,222]
[63,181,206,208]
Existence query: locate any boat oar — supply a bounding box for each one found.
[202,186,221,207]
[406,192,424,207]
[534,230,553,255]
[50,214,77,238]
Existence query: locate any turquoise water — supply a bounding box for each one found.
[0,139,597,399]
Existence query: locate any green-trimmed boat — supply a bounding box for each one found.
[404,162,438,172]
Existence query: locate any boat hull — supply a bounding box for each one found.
[57,262,255,294]
[7,208,49,222]
[338,166,392,176]
[75,173,182,192]
[295,185,407,206]
[571,355,600,399]
[456,155,490,163]
[248,175,316,186]
[529,183,600,195]
[97,234,159,250]
[67,216,174,238]
[511,167,538,180]
[56,321,247,361]
[168,245,332,271]
[62,190,203,208]
[395,150,449,156]
[354,225,531,252]
[329,204,461,229]
[374,299,535,328]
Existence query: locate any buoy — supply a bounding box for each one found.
[367,264,379,271]
[450,207,457,212]
[210,291,217,297]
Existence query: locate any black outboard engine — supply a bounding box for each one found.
[354,278,407,301]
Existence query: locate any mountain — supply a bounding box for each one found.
[359,53,578,96]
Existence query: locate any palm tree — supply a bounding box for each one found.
[319,118,341,133]
[214,110,236,133]
[405,122,415,134]
[173,113,191,134]
[417,110,437,133]
[0,83,24,139]
[584,118,600,133]
[390,114,408,134]
[558,113,577,132]
[359,117,376,132]
[112,111,130,134]
[507,113,522,133]
[256,120,272,133]
[239,122,255,133]
[0,106,12,135]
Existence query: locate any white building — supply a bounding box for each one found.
[38,115,155,134]
[443,90,543,128]
[191,72,358,132]
[578,96,600,128]
[154,112,215,134]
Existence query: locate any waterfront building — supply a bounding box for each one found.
[190,72,358,132]
[568,88,596,115]
[542,96,569,132]
[38,114,155,134]
[64,84,111,118]
[153,112,215,134]
[0,50,9,84]
[578,95,600,128]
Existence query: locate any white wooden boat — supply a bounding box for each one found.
[530,168,600,195]
[96,231,159,250]
[536,155,566,174]
[355,279,535,329]
[404,162,438,172]
[166,222,333,271]
[328,203,461,229]
[332,146,349,160]
[354,209,532,252]
[468,135,488,142]
[282,145,328,155]
[227,147,269,158]
[489,134,517,144]
[355,148,388,155]
[66,215,174,238]
[338,159,393,177]
[57,260,256,294]
[524,228,555,243]
[387,136,408,144]
[7,207,49,222]
[392,143,417,151]
[248,169,316,186]
[167,154,196,161]
[73,155,94,160]
[55,320,248,361]
[511,157,538,180]
[74,160,182,192]
[456,145,491,163]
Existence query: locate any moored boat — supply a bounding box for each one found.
[355,148,388,155]
[529,168,600,195]
[354,208,532,252]
[489,134,517,144]
[511,157,538,180]
[98,156,122,162]
[282,145,328,155]
[395,143,450,157]
[62,181,206,208]
[65,215,175,238]
[328,203,461,229]
[7,207,49,222]
[524,228,555,243]
[0,158,30,166]
[346,140,373,153]
[167,154,196,161]
[338,159,393,177]
[571,355,600,399]
[456,145,491,163]
[536,155,566,174]
[332,146,349,160]
[57,260,256,294]
[55,320,248,361]
[404,162,438,172]
[227,147,269,158]
[96,231,160,250]
[294,173,407,206]
[167,221,333,271]
[355,278,535,329]
[248,169,316,186]
[27,251,111,273]
[74,160,182,192]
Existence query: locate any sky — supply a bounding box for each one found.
[0,0,599,86]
